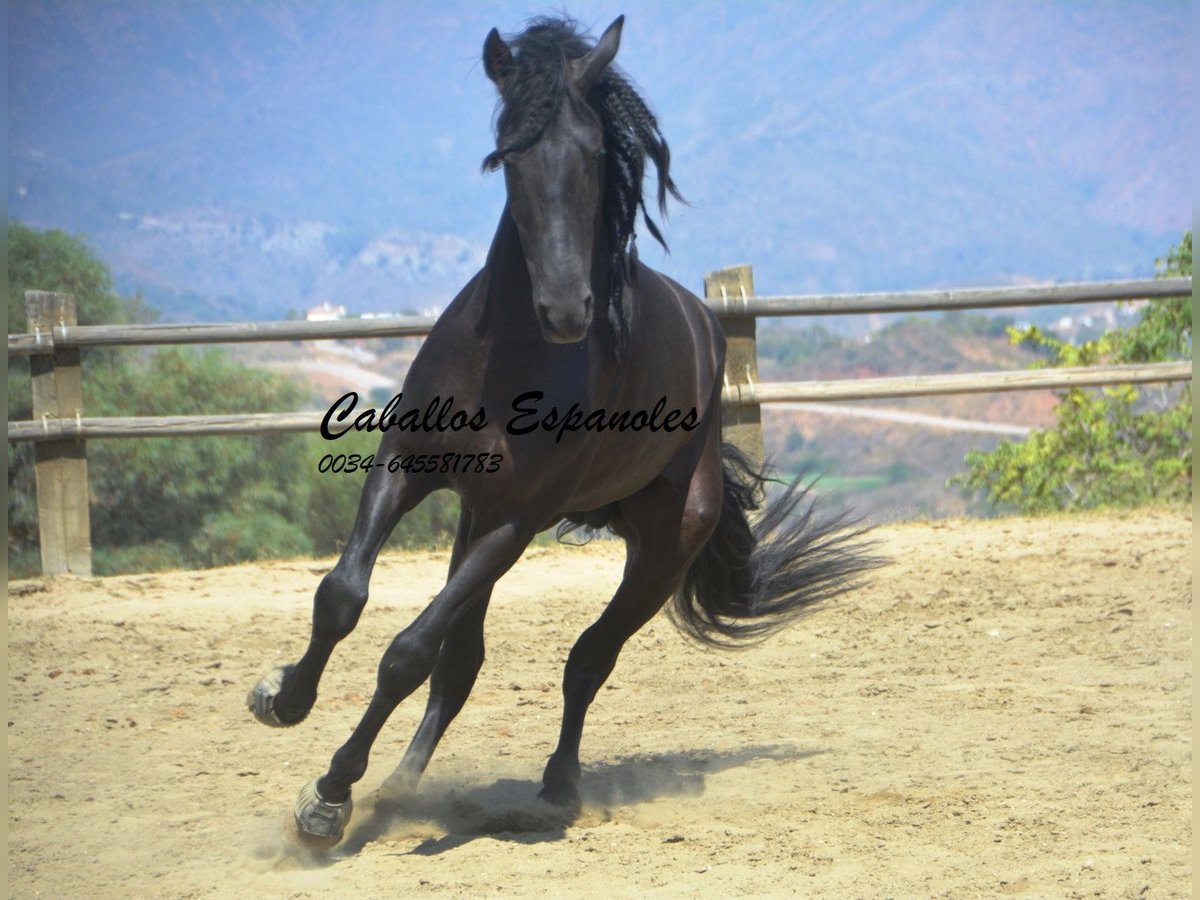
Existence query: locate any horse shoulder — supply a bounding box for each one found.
[636,263,725,366]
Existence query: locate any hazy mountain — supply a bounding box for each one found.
[8,1,1189,323]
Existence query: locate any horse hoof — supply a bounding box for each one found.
[537,780,581,812]
[294,778,352,848]
[247,665,305,727]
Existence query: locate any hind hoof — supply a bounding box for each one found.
[537,779,581,812]
[247,665,306,727]
[540,755,582,811]
[294,778,352,848]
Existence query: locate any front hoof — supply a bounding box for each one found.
[294,778,353,849]
[247,665,307,727]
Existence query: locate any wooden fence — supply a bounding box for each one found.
[8,270,1193,575]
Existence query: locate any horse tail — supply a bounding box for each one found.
[667,443,885,648]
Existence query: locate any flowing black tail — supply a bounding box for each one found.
[668,443,886,647]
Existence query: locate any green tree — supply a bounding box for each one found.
[85,348,315,572]
[8,223,130,331]
[8,224,138,573]
[7,225,314,575]
[9,223,461,576]
[954,232,1192,513]
[302,430,460,556]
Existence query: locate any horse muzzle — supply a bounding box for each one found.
[535,293,592,344]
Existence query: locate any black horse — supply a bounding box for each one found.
[249,15,881,846]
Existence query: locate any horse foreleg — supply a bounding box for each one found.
[248,466,433,727]
[292,520,532,844]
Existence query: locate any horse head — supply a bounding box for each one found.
[483,16,625,344]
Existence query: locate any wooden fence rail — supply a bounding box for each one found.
[8,363,1190,445]
[7,277,1190,356]
[8,272,1193,575]
[709,277,1192,317]
[6,315,438,356]
[726,361,1192,405]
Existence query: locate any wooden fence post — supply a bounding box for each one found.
[25,292,92,575]
[705,265,764,469]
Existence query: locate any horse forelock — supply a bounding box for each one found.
[481,16,684,357]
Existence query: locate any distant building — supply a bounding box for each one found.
[306,301,347,322]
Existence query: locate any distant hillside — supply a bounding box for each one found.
[755,314,1060,522]
[101,210,488,322]
[9,2,1188,322]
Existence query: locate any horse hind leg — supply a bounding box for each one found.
[383,515,494,794]
[383,589,491,795]
[248,464,434,727]
[540,458,722,808]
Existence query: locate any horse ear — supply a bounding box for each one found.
[573,15,624,91]
[483,27,513,89]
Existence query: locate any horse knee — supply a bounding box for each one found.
[313,569,369,643]
[377,631,439,701]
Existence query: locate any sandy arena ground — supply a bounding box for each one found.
[7,509,1192,898]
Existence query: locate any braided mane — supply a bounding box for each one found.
[482,17,683,355]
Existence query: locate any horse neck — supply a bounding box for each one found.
[466,206,631,411]
[476,208,536,342]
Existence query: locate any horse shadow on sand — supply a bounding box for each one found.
[321,742,827,859]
